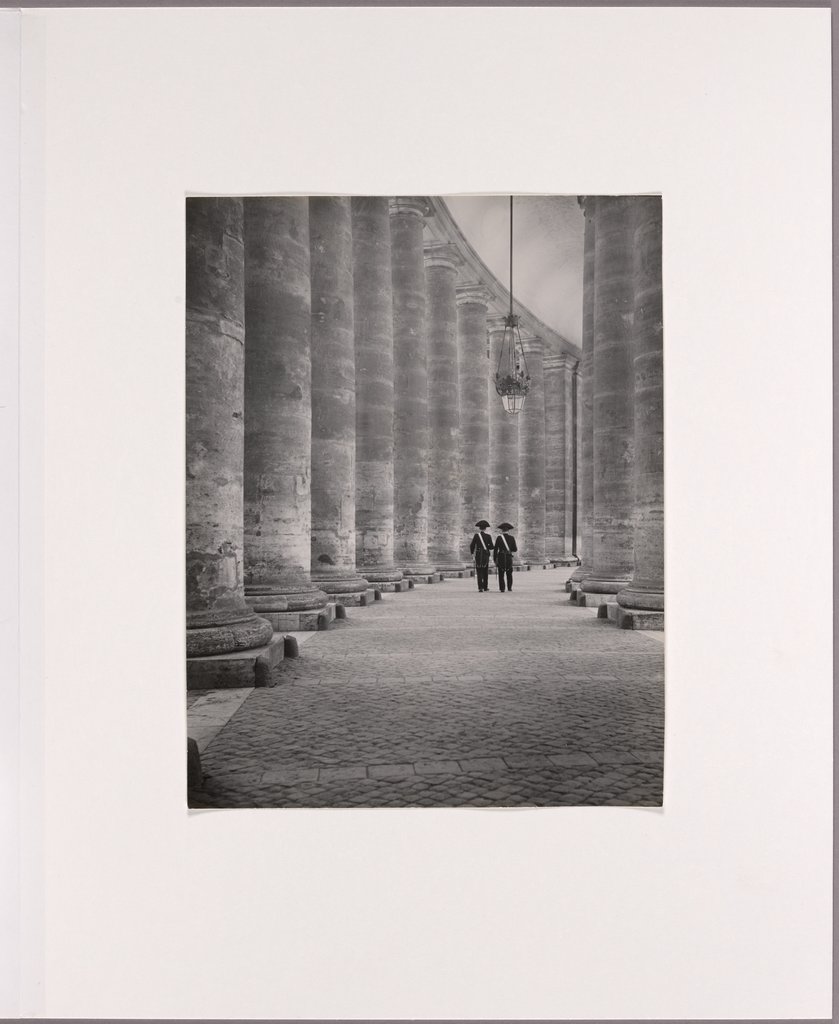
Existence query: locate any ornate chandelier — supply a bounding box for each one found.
[494,195,530,415]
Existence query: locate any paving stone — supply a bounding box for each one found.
[458,757,509,773]
[415,760,462,775]
[589,751,640,765]
[318,765,368,781]
[368,763,416,780]
[193,571,664,807]
[548,753,598,768]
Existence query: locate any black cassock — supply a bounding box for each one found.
[469,531,494,592]
[493,533,518,591]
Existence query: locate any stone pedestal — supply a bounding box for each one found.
[309,197,370,605]
[569,202,595,588]
[352,197,404,588]
[186,634,286,690]
[580,196,635,599]
[390,198,437,578]
[243,198,328,629]
[456,284,492,563]
[517,333,546,566]
[185,198,273,663]
[617,196,664,628]
[425,242,470,573]
[488,315,519,536]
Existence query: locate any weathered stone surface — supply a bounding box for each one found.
[488,315,519,535]
[425,242,468,572]
[352,197,404,585]
[186,633,286,690]
[569,204,595,587]
[243,198,328,618]
[309,197,369,598]
[517,333,546,564]
[390,198,436,577]
[185,198,273,658]
[456,285,492,562]
[581,196,635,597]
[616,607,665,631]
[617,196,664,617]
[545,353,579,562]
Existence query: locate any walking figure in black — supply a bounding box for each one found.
[494,523,517,592]
[470,520,494,593]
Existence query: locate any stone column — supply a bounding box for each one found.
[543,355,562,562]
[617,196,664,629]
[352,197,403,588]
[559,354,579,560]
[390,198,437,579]
[488,315,519,537]
[573,362,583,557]
[309,197,369,604]
[517,334,547,567]
[569,200,595,594]
[243,198,328,631]
[185,198,273,660]
[425,242,469,575]
[456,284,492,562]
[580,195,635,608]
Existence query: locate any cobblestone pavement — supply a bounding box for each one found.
[191,569,664,808]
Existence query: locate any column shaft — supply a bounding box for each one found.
[488,317,519,534]
[582,195,635,595]
[456,286,491,562]
[570,204,595,584]
[243,198,327,623]
[618,196,664,618]
[309,197,368,600]
[517,335,546,564]
[425,243,467,572]
[185,198,272,656]
[390,198,435,576]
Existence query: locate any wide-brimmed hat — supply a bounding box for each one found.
[475,519,490,529]
[497,522,515,531]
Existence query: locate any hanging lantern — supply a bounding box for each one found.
[494,311,530,414]
[494,196,530,414]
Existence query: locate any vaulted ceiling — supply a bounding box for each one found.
[443,195,584,349]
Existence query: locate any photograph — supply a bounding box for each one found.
[185,193,665,808]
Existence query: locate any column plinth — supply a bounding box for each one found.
[425,242,470,574]
[390,198,437,578]
[309,197,370,603]
[488,314,519,542]
[185,198,273,658]
[580,195,635,598]
[456,284,492,563]
[569,200,595,589]
[617,196,664,625]
[243,198,328,628]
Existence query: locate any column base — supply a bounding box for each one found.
[359,566,405,585]
[246,580,329,616]
[311,571,370,598]
[375,579,414,593]
[186,609,275,659]
[615,606,665,630]
[617,587,665,612]
[187,632,285,690]
[261,601,342,632]
[436,564,473,578]
[578,591,619,612]
[568,565,590,584]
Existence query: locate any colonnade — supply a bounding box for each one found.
[568,195,664,629]
[185,194,618,685]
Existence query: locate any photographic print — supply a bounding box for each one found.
[185,194,664,808]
